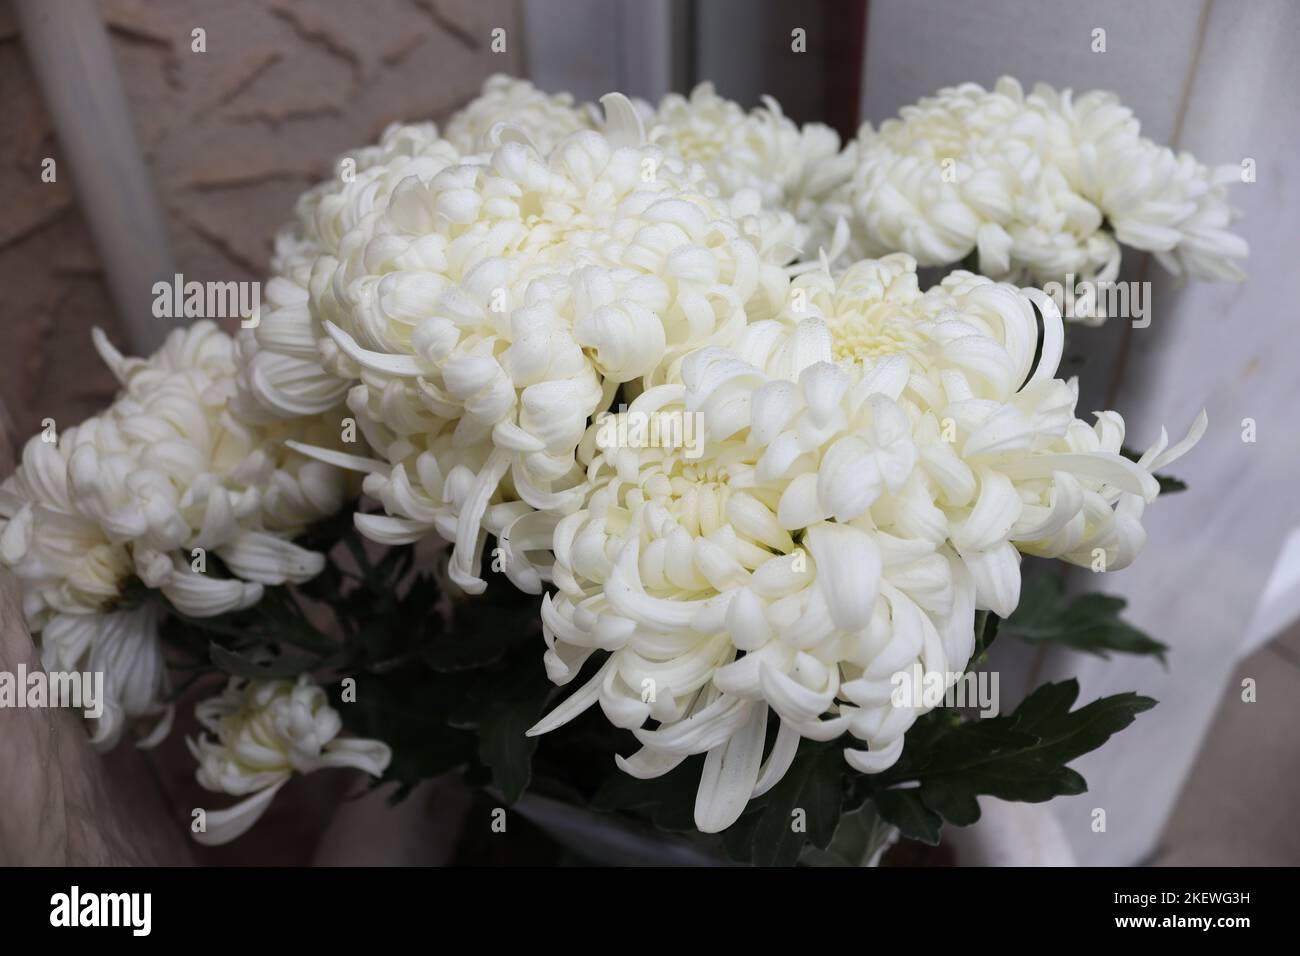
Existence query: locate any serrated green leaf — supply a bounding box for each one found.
[1002,575,1167,661]
[852,680,1155,836]
[1011,680,1157,769]
[919,781,981,826]
[873,789,943,845]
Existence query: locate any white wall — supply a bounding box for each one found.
[862,0,1300,864]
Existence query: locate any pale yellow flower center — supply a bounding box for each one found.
[824,303,926,363]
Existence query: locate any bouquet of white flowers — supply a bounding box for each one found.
[0,76,1240,865]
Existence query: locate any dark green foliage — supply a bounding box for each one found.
[1003,575,1167,661]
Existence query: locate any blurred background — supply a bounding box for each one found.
[1,0,1296,865]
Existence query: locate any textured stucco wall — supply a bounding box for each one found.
[0,0,523,442]
[0,0,523,865]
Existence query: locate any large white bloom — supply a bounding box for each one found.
[1033,81,1248,282]
[188,674,390,845]
[234,77,600,427]
[528,254,1203,833]
[443,74,595,155]
[843,77,1246,292]
[650,83,855,260]
[234,123,462,424]
[0,322,351,749]
[291,96,796,596]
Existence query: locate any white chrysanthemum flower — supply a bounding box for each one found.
[443,74,595,155]
[0,322,351,749]
[291,96,795,596]
[187,675,390,845]
[1031,81,1249,282]
[235,76,602,427]
[844,77,1246,292]
[742,255,1207,577]
[528,254,1202,833]
[651,83,855,260]
[234,125,462,424]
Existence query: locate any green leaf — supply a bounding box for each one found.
[861,680,1155,824]
[254,587,338,655]
[477,693,546,804]
[799,803,898,866]
[452,657,555,805]
[1001,575,1167,661]
[1152,473,1186,494]
[423,628,526,672]
[919,780,981,826]
[425,592,539,672]
[724,741,844,866]
[338,667,477,797]
[208,641,318,679]
[873,789,943,846]
[591,755,703,833]
[973,609,1001,658]
[1008,681,1155,770]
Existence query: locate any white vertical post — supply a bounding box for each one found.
[522,0,676,103]
[14,0,176,354]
